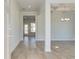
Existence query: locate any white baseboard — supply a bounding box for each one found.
[36,39,44,41]
[10,40,21,54]
[36,39,75,41]
[52,39,75,41]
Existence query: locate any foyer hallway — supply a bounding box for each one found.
[11,41,75,59]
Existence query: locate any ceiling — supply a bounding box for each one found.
[16,0,43,11]
[16,0,75,12]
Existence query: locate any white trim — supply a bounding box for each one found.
[36,39,75,41]
[10,40,21,54]
[22,11,37,16]
[52,39,75,41]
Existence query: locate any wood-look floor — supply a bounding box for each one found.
[11,41,75,59]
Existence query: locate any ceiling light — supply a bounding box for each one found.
[61,18,64,21]
[28,5,31,8]
[55,46,59,49]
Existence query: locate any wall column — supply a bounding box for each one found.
[45,0,51,52]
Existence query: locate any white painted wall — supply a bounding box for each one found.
[4,0,10,59]
[9,0,21,54]
[37,5,45,40]
[51,11,75,41]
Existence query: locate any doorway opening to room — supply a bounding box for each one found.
[23,16,36,47]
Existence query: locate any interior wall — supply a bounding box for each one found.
[37,10,75,41]
[4,0,10,59]
[9,0,21,54]
[37,4,45,41]
[20,6,75,41]
[51,11,75,40]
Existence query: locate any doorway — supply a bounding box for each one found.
[23,16,36,47]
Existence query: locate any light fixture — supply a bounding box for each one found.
[55,46,59,49]
[61,18,70,21]
[65,18,70,21]
[61,18,64,21]
[28,5,31,8]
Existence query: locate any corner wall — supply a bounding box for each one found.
[37,5,45,40]
[9,0,22,55]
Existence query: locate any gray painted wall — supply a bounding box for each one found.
[37,11,75,41]
[51,11,75,40]
[21,10,75,41]
[37,5,45,40]
[9,0,22,54]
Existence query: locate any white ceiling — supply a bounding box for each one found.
[51,3,75,11]
[16,0,75,12]
[16,0,43,11]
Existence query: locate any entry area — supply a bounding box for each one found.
[4,0,75,59]
[23,16,36,47]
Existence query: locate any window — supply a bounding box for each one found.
[24,24,28,34]
[31,23,36,32]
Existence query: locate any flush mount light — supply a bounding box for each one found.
[61,18,64,21]
[55,46,59,49]
[28,5,31,8]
